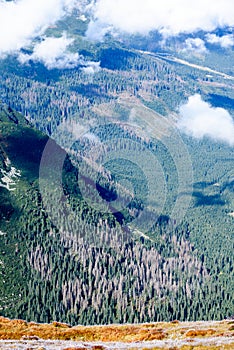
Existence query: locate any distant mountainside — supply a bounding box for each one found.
[0,8,233,326]
[0,96,233,325]
[0,104,49,311]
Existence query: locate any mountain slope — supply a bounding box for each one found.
[0,104,233,325]
[0,9,233,324]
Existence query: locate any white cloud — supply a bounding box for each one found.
[0,0,78,57]
[0,0,100,70]
[205,33,234,48]
[18,33,101,70]
[1,1,234,56]
[183,38,207,53]
[87,0,234,38]
[18,34,80,69]
[81,61,101,74]
[178,94,234,146]
[86,20,114,41]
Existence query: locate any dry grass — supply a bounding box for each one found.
[0,316,233,350]
[184,329,216,337]
[179,346,234,350]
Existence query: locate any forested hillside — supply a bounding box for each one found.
[0,98,233,325]
[0,4,233,327]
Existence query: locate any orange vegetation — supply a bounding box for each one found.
[0,316,233,349]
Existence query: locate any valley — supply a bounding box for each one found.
[0,0,233,335]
